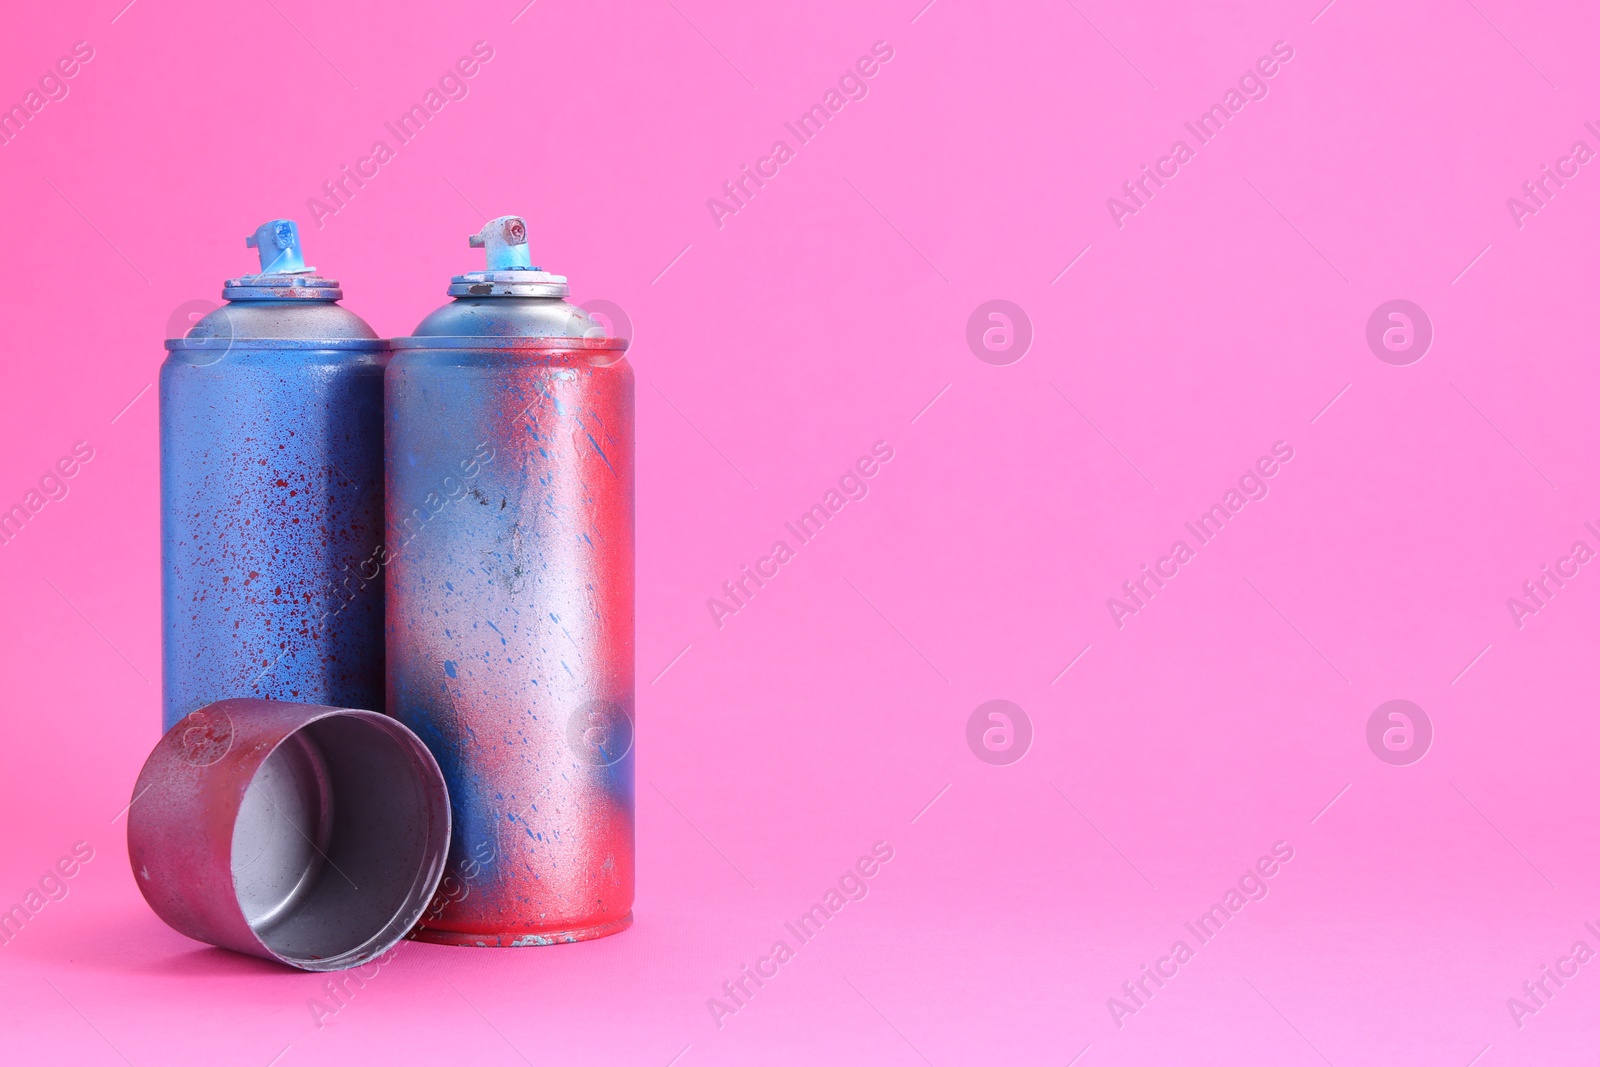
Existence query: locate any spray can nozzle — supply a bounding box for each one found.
[245,220,314,276]
[469,216,535,271]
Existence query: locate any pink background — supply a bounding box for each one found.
[2,0,1598,1063]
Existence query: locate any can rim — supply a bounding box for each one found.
[164,338,389,352]
[389,336,629,351]
[239,707,452,973]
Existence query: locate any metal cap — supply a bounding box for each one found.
[225,219,344,301]
[127,699,451,971]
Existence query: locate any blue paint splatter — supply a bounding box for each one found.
[585,432,615,473]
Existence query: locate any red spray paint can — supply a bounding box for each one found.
[385,216,633,946]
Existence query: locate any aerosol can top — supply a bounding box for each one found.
[399,213,624,347]
[448,215,569,298]
[224,218,343,301]
[167,218,383,349]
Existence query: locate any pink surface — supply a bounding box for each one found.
[1,0,1597,1063]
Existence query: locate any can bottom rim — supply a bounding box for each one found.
[407,912,633,948]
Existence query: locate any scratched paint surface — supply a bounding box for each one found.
[160,345,387,730]
[386,345,635,944]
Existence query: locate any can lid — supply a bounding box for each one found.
[224,220,345,301]
[447,215,570,298]
[127,700,451,971]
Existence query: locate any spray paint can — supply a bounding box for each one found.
[161,220,387,731]
[387,215,633,946]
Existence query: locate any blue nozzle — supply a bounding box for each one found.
[469,216,534,271]
[245,219,314,275]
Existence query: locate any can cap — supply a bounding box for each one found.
[225,219,344,301]
[400,213,626,351]
[167,220,384,353]
[127,699,450,971]
[449,215,570,298]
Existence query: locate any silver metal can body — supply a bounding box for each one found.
[386,237,634,946]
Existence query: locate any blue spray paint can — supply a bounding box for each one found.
[161,220,388,730]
